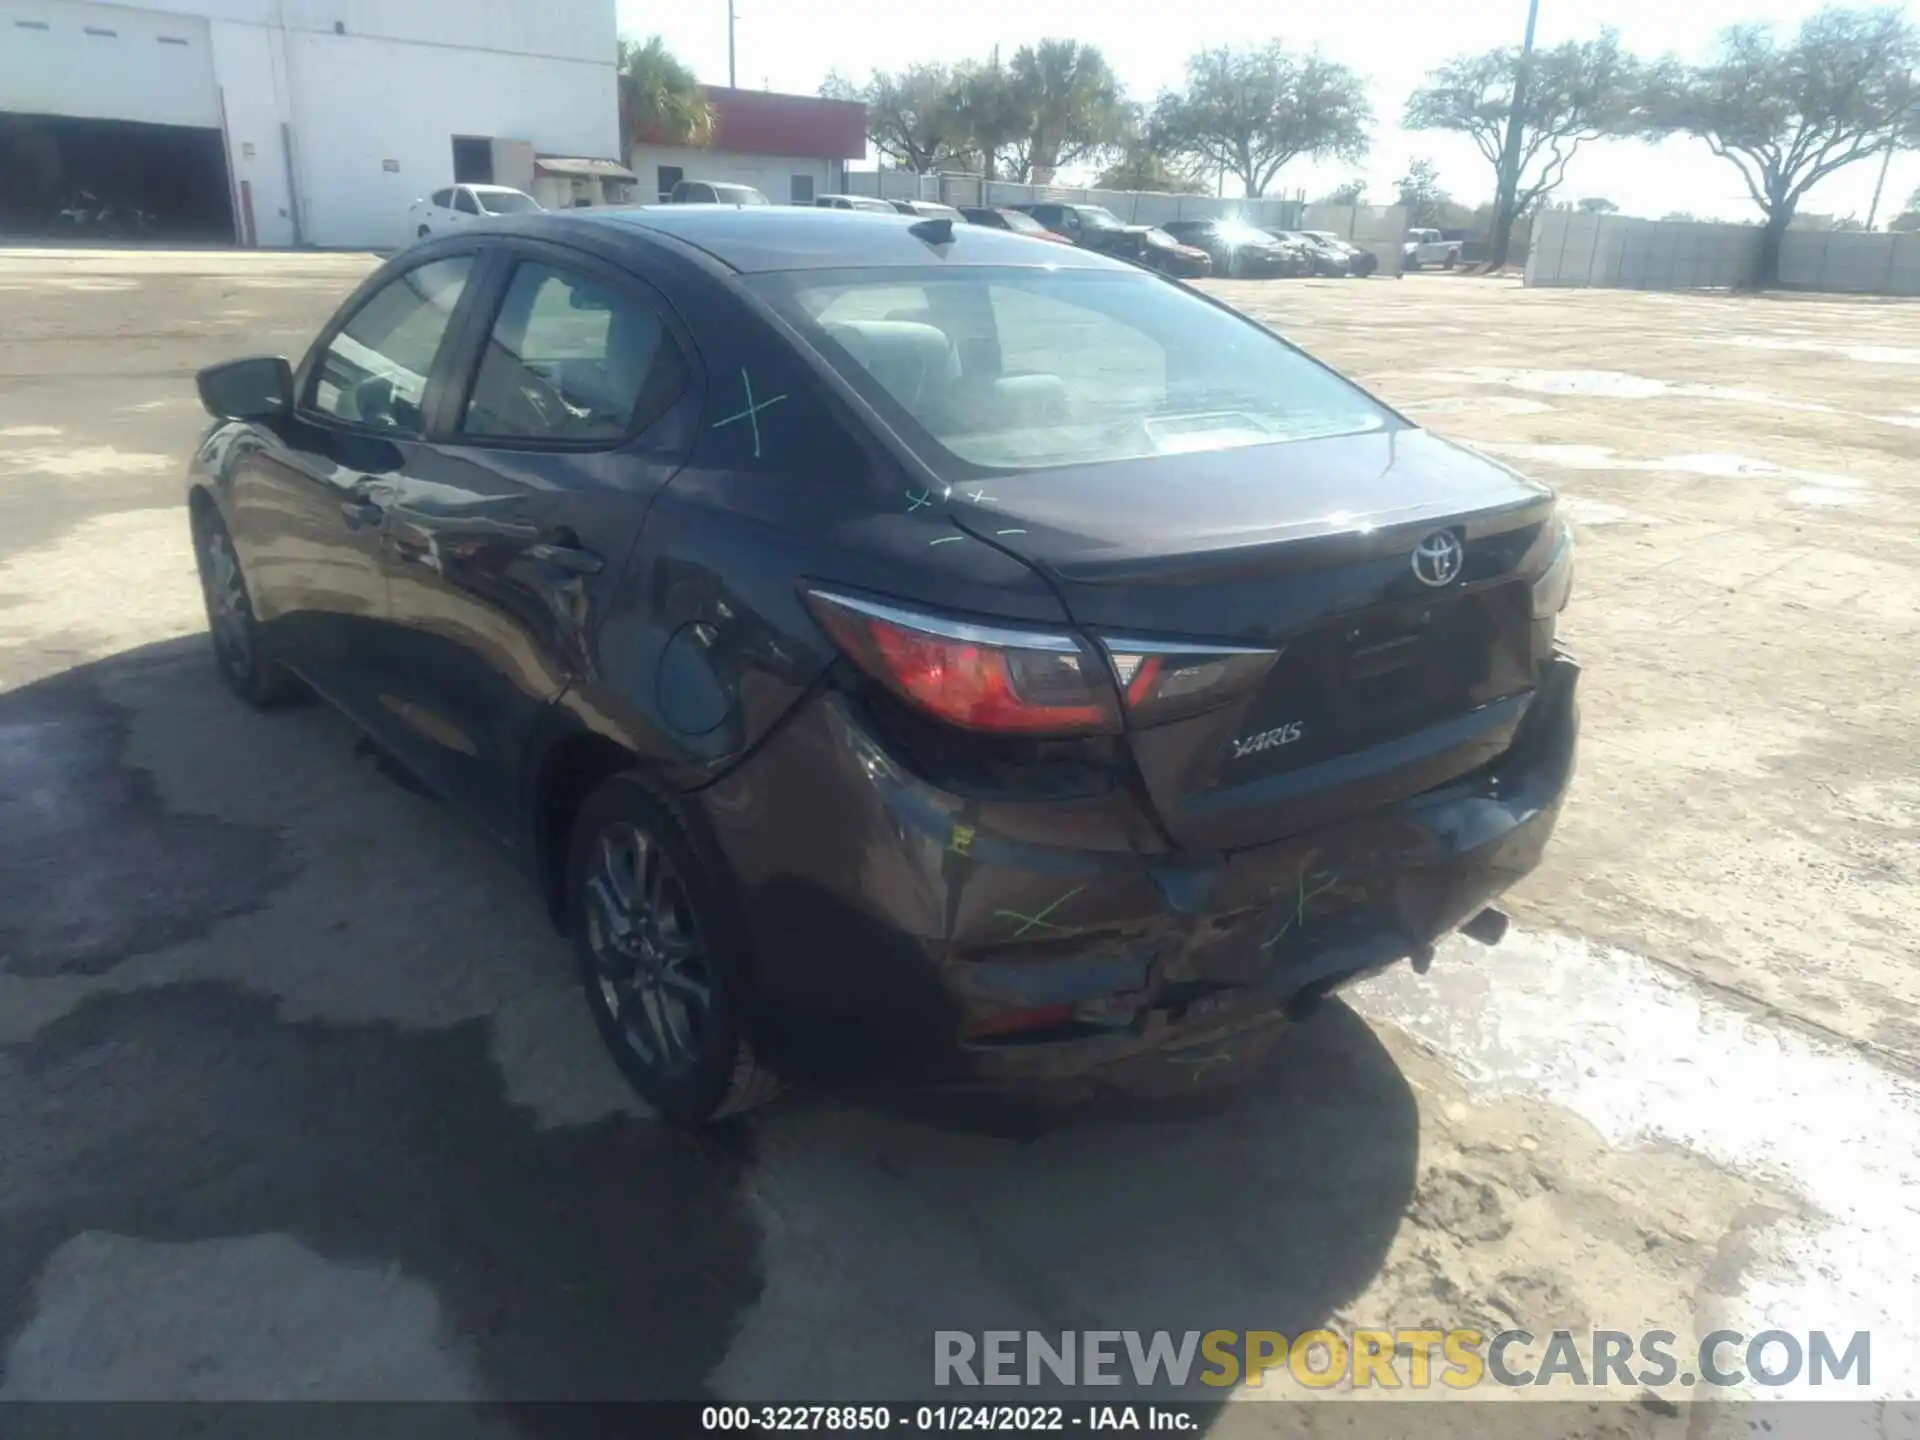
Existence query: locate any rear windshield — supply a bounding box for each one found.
[746,266,1394,475]
[478,191,539,215]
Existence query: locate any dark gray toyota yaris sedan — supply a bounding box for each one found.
[187,205,1579,1123]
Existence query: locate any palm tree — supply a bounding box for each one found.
[617,36,714,163]
[1008,40,1127,183]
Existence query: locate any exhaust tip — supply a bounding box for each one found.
[1461,907,1510,947]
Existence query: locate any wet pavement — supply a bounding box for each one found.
[1,250,1917,1428]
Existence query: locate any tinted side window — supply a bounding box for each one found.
[454,189,479,214]
[461,261,686,444]
[310,256,473,434]
[431,188,453,207]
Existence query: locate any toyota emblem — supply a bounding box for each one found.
[1411,530,1464,587]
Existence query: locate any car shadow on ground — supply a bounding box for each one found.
[0,636,1420,1416]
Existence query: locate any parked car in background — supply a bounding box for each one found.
[1302,231,1380,277]
[406,185,542,239]
[1011,203,1208,277]
[668,180,770,206]
[1161,219,1300,277]
[815,194,896,213]
[1404,227,1463,270]
[1121,227,1212,279]
[889,199,966,222]
[1009,201,1133,252]
[185,205,1577,1123]
[958,206,1074,244]
[1267,231,1352,278]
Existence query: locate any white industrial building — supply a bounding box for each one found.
[0,0,620,247]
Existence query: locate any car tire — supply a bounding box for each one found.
[191,503,305,708]
[566,773,782,1125]
[417,224,430,238]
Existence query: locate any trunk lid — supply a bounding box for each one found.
[948,428,1557,851]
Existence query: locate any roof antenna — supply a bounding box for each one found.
[908,217,953,247]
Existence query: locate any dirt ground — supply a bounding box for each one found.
[0,250,1915,1428]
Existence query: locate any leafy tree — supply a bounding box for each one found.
[1577,196,1619,213]
[1910,182,1920,211]
[617,36,713,161]
[948,59,1029,180]
[1096,133,1209,194]
[1321,178,1369,205]
[1395,157,1450,225]
[1406,29,1641,268]
[1007,40,1129,182]
[1660,210,1701,222]
[820,64,967,172]
[1637,6,1920,286]
[1152,43,1372,198]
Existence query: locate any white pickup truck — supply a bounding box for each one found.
[1403,228,1464,270]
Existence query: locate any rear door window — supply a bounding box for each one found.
[459,260,686,444]
[454,189,480,215]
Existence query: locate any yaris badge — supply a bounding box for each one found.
[1412,530,1464,587]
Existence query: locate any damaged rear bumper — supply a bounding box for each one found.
[699,650,1580,1087]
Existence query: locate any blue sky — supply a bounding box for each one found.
[615,0,1920,223]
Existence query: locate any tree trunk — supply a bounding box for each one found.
[1750,200,1792,290]
[1486,198,1518,272]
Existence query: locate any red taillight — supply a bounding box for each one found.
[805,589,1121,736]
[1104,641,1280,724]
[965,1003,1075,1039]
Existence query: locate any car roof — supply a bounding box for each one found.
[466,184,527,195]
[562,205,1129,273]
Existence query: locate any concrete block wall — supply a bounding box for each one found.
[1528,211,1920,296]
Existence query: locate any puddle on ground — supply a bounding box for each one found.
[1354,928,1920,1401]
[1716,336,1920,366]
[1475,444,1869,506]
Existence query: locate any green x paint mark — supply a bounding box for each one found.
[1260,868,1340,952]
[710,368,788,458]
[1167,1047,1236,1083]
[994,885,1085,938]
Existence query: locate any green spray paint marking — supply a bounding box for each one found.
[709,368,787,458]
[995,885,1085,938]
[1261,868,1340,951]
[905,488,935,512]
[928,535,964,547]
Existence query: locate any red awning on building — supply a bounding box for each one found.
[701,87,866,161]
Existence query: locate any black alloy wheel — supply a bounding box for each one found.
[191,506,303,707]
[567,775,781,1123]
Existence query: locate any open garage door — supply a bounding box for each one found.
[0,0,233,241]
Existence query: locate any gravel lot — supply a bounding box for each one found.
[1,248,1915,1429]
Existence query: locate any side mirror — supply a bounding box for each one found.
[197,356,292,421]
